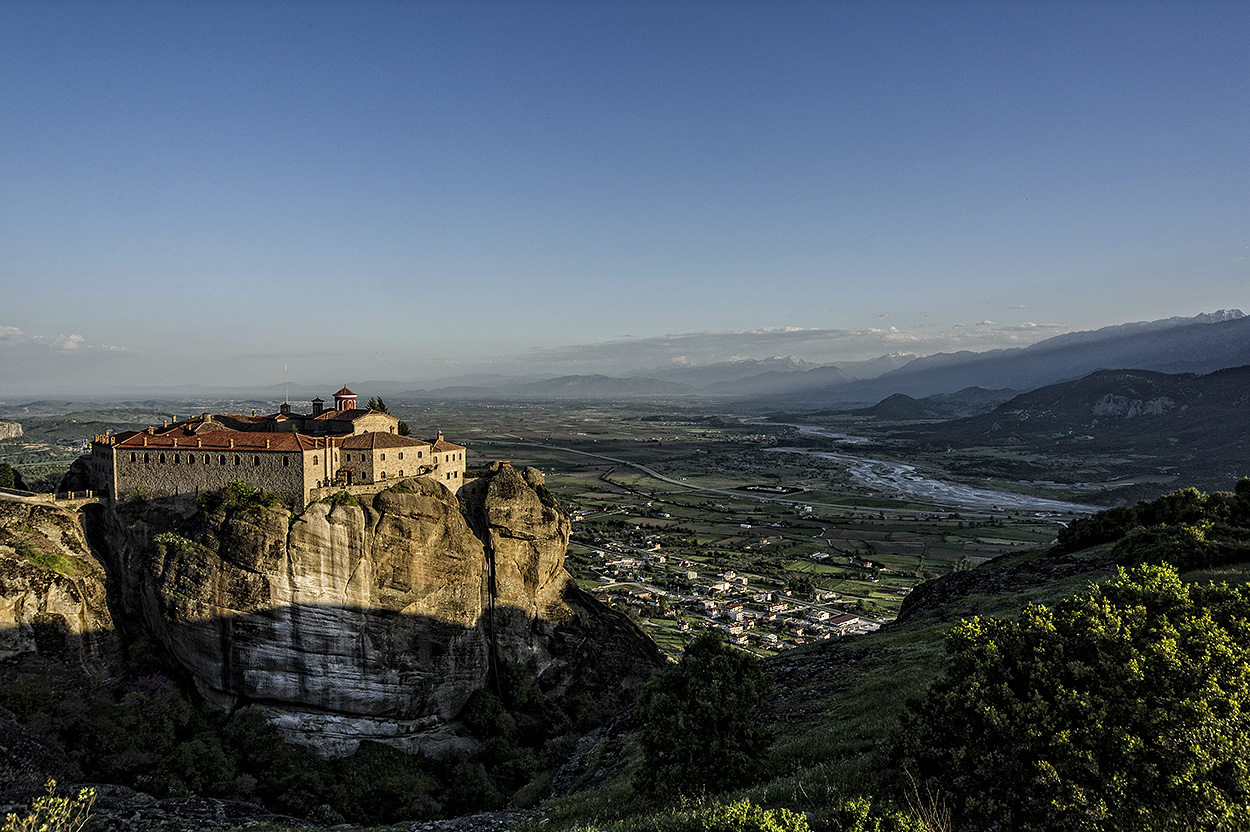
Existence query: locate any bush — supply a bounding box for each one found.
[634,632,772,797]
[890,564,1250,831]
[329,741,442,824]
[321,490,361,509]
[3,780,95,832]
[153,532,214,560]
[0,684,63,723]
[690,799,811,832]
[1055,482,1250,570]
[533,482,558,509]
[197,479,287,514]
[815,796,932,832]
[1054,504,1140,552]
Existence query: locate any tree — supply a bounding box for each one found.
[0,462,25,491]
[634,631,772,796]
[366,397,388,414]
[397,421,411,436]
[890,564,1250,832]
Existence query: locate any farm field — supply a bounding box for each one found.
[389,399,1087,656]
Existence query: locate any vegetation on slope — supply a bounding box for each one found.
[10,479,1250,831]
[540,480,1250,832]
[634,632,772,797]
[891,563,1250,831]
[0,646,599,825]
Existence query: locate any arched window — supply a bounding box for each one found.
[381,453,386,461]
[130,452,137,462]
[398,452,404,460]
[282,457,288,467]
[417,451,422,458]
[254,456,260,466]
[381,471,387,479]
[144,453,150,463]
[220,455,226,465]
[173,454,179,464]
[234,455,240,465]
[313,455,319,465]
[399,470,404,477]
[188,454,194,464]
[159,453,166,463]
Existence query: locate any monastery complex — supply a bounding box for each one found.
[88,387,466,509]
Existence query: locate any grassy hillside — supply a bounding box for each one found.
[533,480,1250,832]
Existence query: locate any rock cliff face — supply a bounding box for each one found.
[0,421,22,441]
[0,501,123,690]
[88,464,661,755]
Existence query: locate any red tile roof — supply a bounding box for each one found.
[341,433,431,450]
[311,408,373,422]
[113,431,333,452]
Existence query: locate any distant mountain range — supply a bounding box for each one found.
[888,364,1250,498]
[8,311,1247,407]
[784,310,1249,405]
[394,310,1250,403]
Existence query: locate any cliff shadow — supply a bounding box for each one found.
[0,581,662,747]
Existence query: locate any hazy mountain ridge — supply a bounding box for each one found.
[779,310,1250,404]
[7,312,1247,406]
[851,387,1018,420]
[894,365,1250,494]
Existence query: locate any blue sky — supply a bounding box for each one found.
[2,1,1247,395]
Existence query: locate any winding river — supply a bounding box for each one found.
[747,419,1095,514]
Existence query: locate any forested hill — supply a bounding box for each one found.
[896,364,1250,494]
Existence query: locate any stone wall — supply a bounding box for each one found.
[430,449,467,488]
[114,448,311,507]
[303,443,340,490]
[341,444,434,485]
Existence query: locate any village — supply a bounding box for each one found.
[567,502,887,656]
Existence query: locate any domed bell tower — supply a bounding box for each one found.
[333,386,357,411]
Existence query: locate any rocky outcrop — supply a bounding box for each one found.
[0,705,73,801]
[0,500,123,692]
[0,421,21,441]
[88,465,662,756]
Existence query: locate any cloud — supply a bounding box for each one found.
[0,324,131,353]
[484,321,1070,375]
